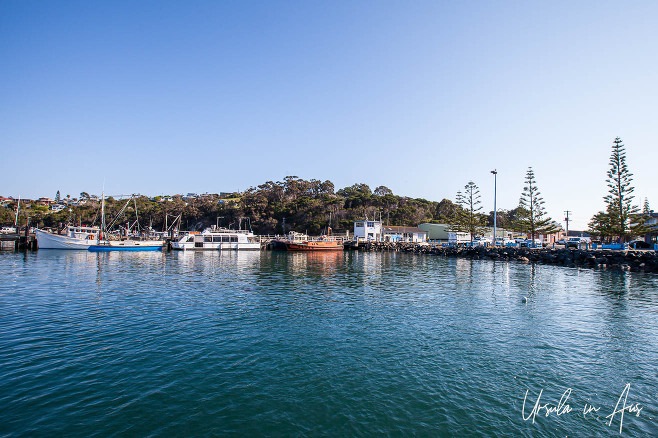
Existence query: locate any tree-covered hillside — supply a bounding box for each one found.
[1,177,460,235]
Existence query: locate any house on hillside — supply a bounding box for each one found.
[50,204,66,212]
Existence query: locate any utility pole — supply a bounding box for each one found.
[564,210,571,245]
[491,170,497,246]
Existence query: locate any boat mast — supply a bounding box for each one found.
[14,195,20,229]
[133,195,140,235]
[101,190,106,240]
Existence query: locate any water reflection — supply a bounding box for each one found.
[170,249,262,275]
[285,251,345,277]
[454,258,474,286]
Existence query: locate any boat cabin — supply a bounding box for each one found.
[67,226,100,239]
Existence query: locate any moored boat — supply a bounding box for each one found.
[37,191,165,252]
[271,232,343,251]
[172,226,260,250]
[284,239,343,251]
[87,191,165,252]
[35,226,100,250]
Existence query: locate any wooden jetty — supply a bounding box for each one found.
[0,232,38,251]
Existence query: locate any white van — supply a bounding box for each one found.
[567,237,590,248]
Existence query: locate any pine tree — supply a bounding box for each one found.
[602,137,646,242]
[643,198,651,214]
[451,181,486,242]
[515,167,559,241]
[55,190,61,203]
[588,211,614,242]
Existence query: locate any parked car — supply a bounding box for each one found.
[496,237,515,246]
[566,237,590,248]
[557,238,567,245]
[629,240,651,249]
[518,238,543,248]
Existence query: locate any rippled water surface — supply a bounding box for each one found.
[1,250,657,436]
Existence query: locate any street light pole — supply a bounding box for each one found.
[491,170,497,247]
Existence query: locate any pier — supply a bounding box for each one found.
[0,233,38,251]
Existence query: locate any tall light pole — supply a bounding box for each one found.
[491,170,497,246]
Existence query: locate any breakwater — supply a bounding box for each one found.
[350,242,658,273]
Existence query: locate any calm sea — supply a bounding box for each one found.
[1,250,657,437]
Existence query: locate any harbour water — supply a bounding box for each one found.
[1,251,657,436]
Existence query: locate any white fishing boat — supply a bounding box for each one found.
[172,226,260,251]
[35,226,100,250]
[36,192,164,251]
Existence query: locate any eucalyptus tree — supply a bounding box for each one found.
[516,167,559,241]
[374,186,393,196]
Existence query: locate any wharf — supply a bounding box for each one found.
[0,233,38,251]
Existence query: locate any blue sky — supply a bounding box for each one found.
[1,0,657,229]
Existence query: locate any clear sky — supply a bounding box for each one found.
[1,0,656,230]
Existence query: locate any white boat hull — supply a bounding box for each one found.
[35,229,97,250]
[172,241,261,251]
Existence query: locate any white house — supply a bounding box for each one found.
[354,220,383,241]
[354,221,429,243]
[50,204,66,212]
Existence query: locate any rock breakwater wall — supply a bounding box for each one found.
[350,242,658,273]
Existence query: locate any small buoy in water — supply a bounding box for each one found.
[521,296,527,303]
